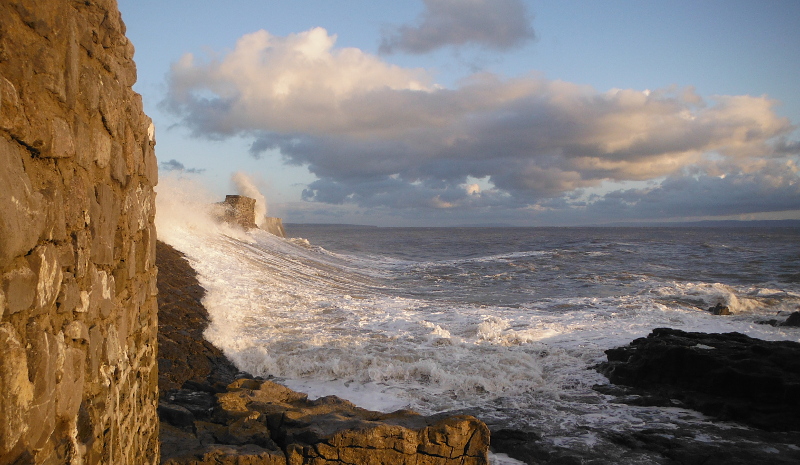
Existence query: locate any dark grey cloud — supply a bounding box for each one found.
[160,158,206,174]
[556,168,800,223]
[379,0,535,54]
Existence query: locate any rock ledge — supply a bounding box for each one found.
[596,327,800,431]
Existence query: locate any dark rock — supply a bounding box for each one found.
[489,429,550,464]
[708,302,731,315]
[164,389,216,420]
[159,403,195,428]
[156,241,241,393]
[782,311,800,327]
[597,327,800,431]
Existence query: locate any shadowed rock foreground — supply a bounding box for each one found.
[598,327,800,432]
[156,241,489,464]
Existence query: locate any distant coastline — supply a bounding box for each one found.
[286,219,800,229]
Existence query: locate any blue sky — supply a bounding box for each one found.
[118,0,800,226]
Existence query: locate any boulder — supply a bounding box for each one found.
[597,327,800,431]
[708,303,731,315]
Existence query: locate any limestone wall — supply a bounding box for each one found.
[0,0,159,463]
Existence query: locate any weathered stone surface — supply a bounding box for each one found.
[27,244,63,311]
[0,139,46,268]
[0,324,33,456]
[0,0,159,462]
[2,259,37,315]
[597,327,800,431]
[160,379,490,465]
[47,117,75,159]
[221,195,258,229]
[263,217,286,238]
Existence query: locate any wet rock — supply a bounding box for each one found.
[782,311,800,327]
[156,241,240,393]
[161,379,490,465]
[708,302,730,315]
[597,327,800,431]
[159,403,196,428]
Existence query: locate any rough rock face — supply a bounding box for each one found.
[0,0,159,463]
[160,379,490,465]
[156,241,239,393]
[222,195,258,229]
[263,217,286,238]
[597,327,800,431]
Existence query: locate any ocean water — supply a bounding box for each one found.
[156,179,800,463]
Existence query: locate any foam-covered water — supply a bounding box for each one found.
[156,177,800,462]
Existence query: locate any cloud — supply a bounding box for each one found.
[379,0,535,54]
[159,158,206,174]
[548,165,800,224]
[164,27,800,221]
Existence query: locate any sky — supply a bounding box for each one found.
[117,0,800,226]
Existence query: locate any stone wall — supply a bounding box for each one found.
[222,195,258,229]
[0,0,159,464]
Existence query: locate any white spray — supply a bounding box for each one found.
[232,172,268,228]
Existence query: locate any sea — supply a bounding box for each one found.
[157,178,800,464]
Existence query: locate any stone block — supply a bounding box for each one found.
[0,323,33,456]
[89,183,120,265]
[0,75,24,132]
[27,244,64,311]
[56,276,80,314]
[39,187,68,242]
[0,139,47,268]
[89,267,114,319]
[2,259,37,314]
[73,230,90,278]
[78,65,100,112]
[25,326,59,449]
[56,347,85,420]
[94,126,112,168]
[64,320,89,343]
[47,117,75,159]
[89,325,104,378]
[110,140,128,185]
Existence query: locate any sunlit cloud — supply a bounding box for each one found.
[164,27,800,221]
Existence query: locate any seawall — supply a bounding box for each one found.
[0,0,159,463]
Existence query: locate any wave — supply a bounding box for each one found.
[155,177,800,445]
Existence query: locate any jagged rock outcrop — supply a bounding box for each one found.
[263,217,286,238]
[0,0,159,463]
[160,379,490,465]
[597,327,800,431]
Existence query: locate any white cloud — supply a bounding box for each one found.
[164,27,800,221]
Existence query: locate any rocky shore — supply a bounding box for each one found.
[156,240,800,464]
[155,241,490,464]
